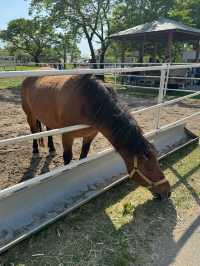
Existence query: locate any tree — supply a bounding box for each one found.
[169,0,200,27]
[0,17,55,63]
[111,0,175,31]
[30,0,114,67]
[55,32,81,65]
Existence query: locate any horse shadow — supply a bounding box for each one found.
[21,153,56,182]
[1,180,178,266]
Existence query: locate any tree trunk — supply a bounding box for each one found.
[63,44,67,69]
[98,51,105,81]
[86,36,97,68]
[33,54,40,64]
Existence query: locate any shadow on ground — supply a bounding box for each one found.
[0,87,21,105]
[0,141,199,266]
[21,153,57,182]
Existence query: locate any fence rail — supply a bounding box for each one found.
[1,63,200,78]
[0,63,199,147]
[0,90,199,147]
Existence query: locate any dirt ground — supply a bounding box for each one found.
[0,86,199,190]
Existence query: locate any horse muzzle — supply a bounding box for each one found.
[152,190,171,200]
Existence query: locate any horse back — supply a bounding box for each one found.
[21,75,83,128]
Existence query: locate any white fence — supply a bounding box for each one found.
[2,61,200,91]
[0,63,199,148]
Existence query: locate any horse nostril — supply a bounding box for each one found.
[153,191,171,201]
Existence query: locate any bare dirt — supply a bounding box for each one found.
[0,87,199,190]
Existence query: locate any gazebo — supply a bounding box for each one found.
[110,18,200,63]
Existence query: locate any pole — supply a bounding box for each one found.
[154,64,169,129]
[166,31,173,62]
[195,40,200,62]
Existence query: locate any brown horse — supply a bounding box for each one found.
[21,74,171,199]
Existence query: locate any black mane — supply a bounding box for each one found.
[79,75,152,157]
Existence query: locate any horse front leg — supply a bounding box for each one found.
[62,134,73,165]
[47,127,56,155]
[80,131,98,160]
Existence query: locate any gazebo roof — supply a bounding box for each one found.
[110,18,200,41]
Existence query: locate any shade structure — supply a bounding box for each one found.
[110,18,200,41]
[110,18,200,62]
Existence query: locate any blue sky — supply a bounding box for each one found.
[0,0,31,29]
[0,0,91,56]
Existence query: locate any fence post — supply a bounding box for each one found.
[114,63,117,89]
[154,63,169,130]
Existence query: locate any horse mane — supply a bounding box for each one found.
[79,75,153,157]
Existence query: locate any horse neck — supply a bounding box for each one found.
[92,106,144,169]
[99,126,133,170]
[79,76,148,168]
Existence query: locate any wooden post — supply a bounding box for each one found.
[138,36,145,63]
[195,40,200,62]
[166,31,173,62]
[153,42,158,62]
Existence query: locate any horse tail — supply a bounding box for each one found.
[36,120,45,147]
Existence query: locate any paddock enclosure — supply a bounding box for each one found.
[0,83,199,190]
[0,64,199,255]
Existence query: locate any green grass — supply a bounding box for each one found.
[0,77,24,90]
[0,66,41,90]
[15,66,41,71]
[116,85,200,100]
[0,144,199,266]
[0,65,41,72]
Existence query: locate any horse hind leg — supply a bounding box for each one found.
[26,114,40,155]
[47,127,56,154]
[62,134,73,165]
[37,120,45,147]
[80,131,98,160]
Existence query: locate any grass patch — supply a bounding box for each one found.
[116,85,200,100]
[15,66,41,71]
[0,144,199,266]
[0,78,24,90]
[0,66,41,72]
[0,66,41,90]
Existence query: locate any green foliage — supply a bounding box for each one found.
[2,0,200,62]
[169,0,200,28]
[110,0,175,33]
[0,16,81,63]
[0,17,56,62]
[30,0,115,64]
[122,202,135,216]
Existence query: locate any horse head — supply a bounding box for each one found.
[124,148,171,200]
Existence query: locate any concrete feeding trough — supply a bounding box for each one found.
[0,122,198,253]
